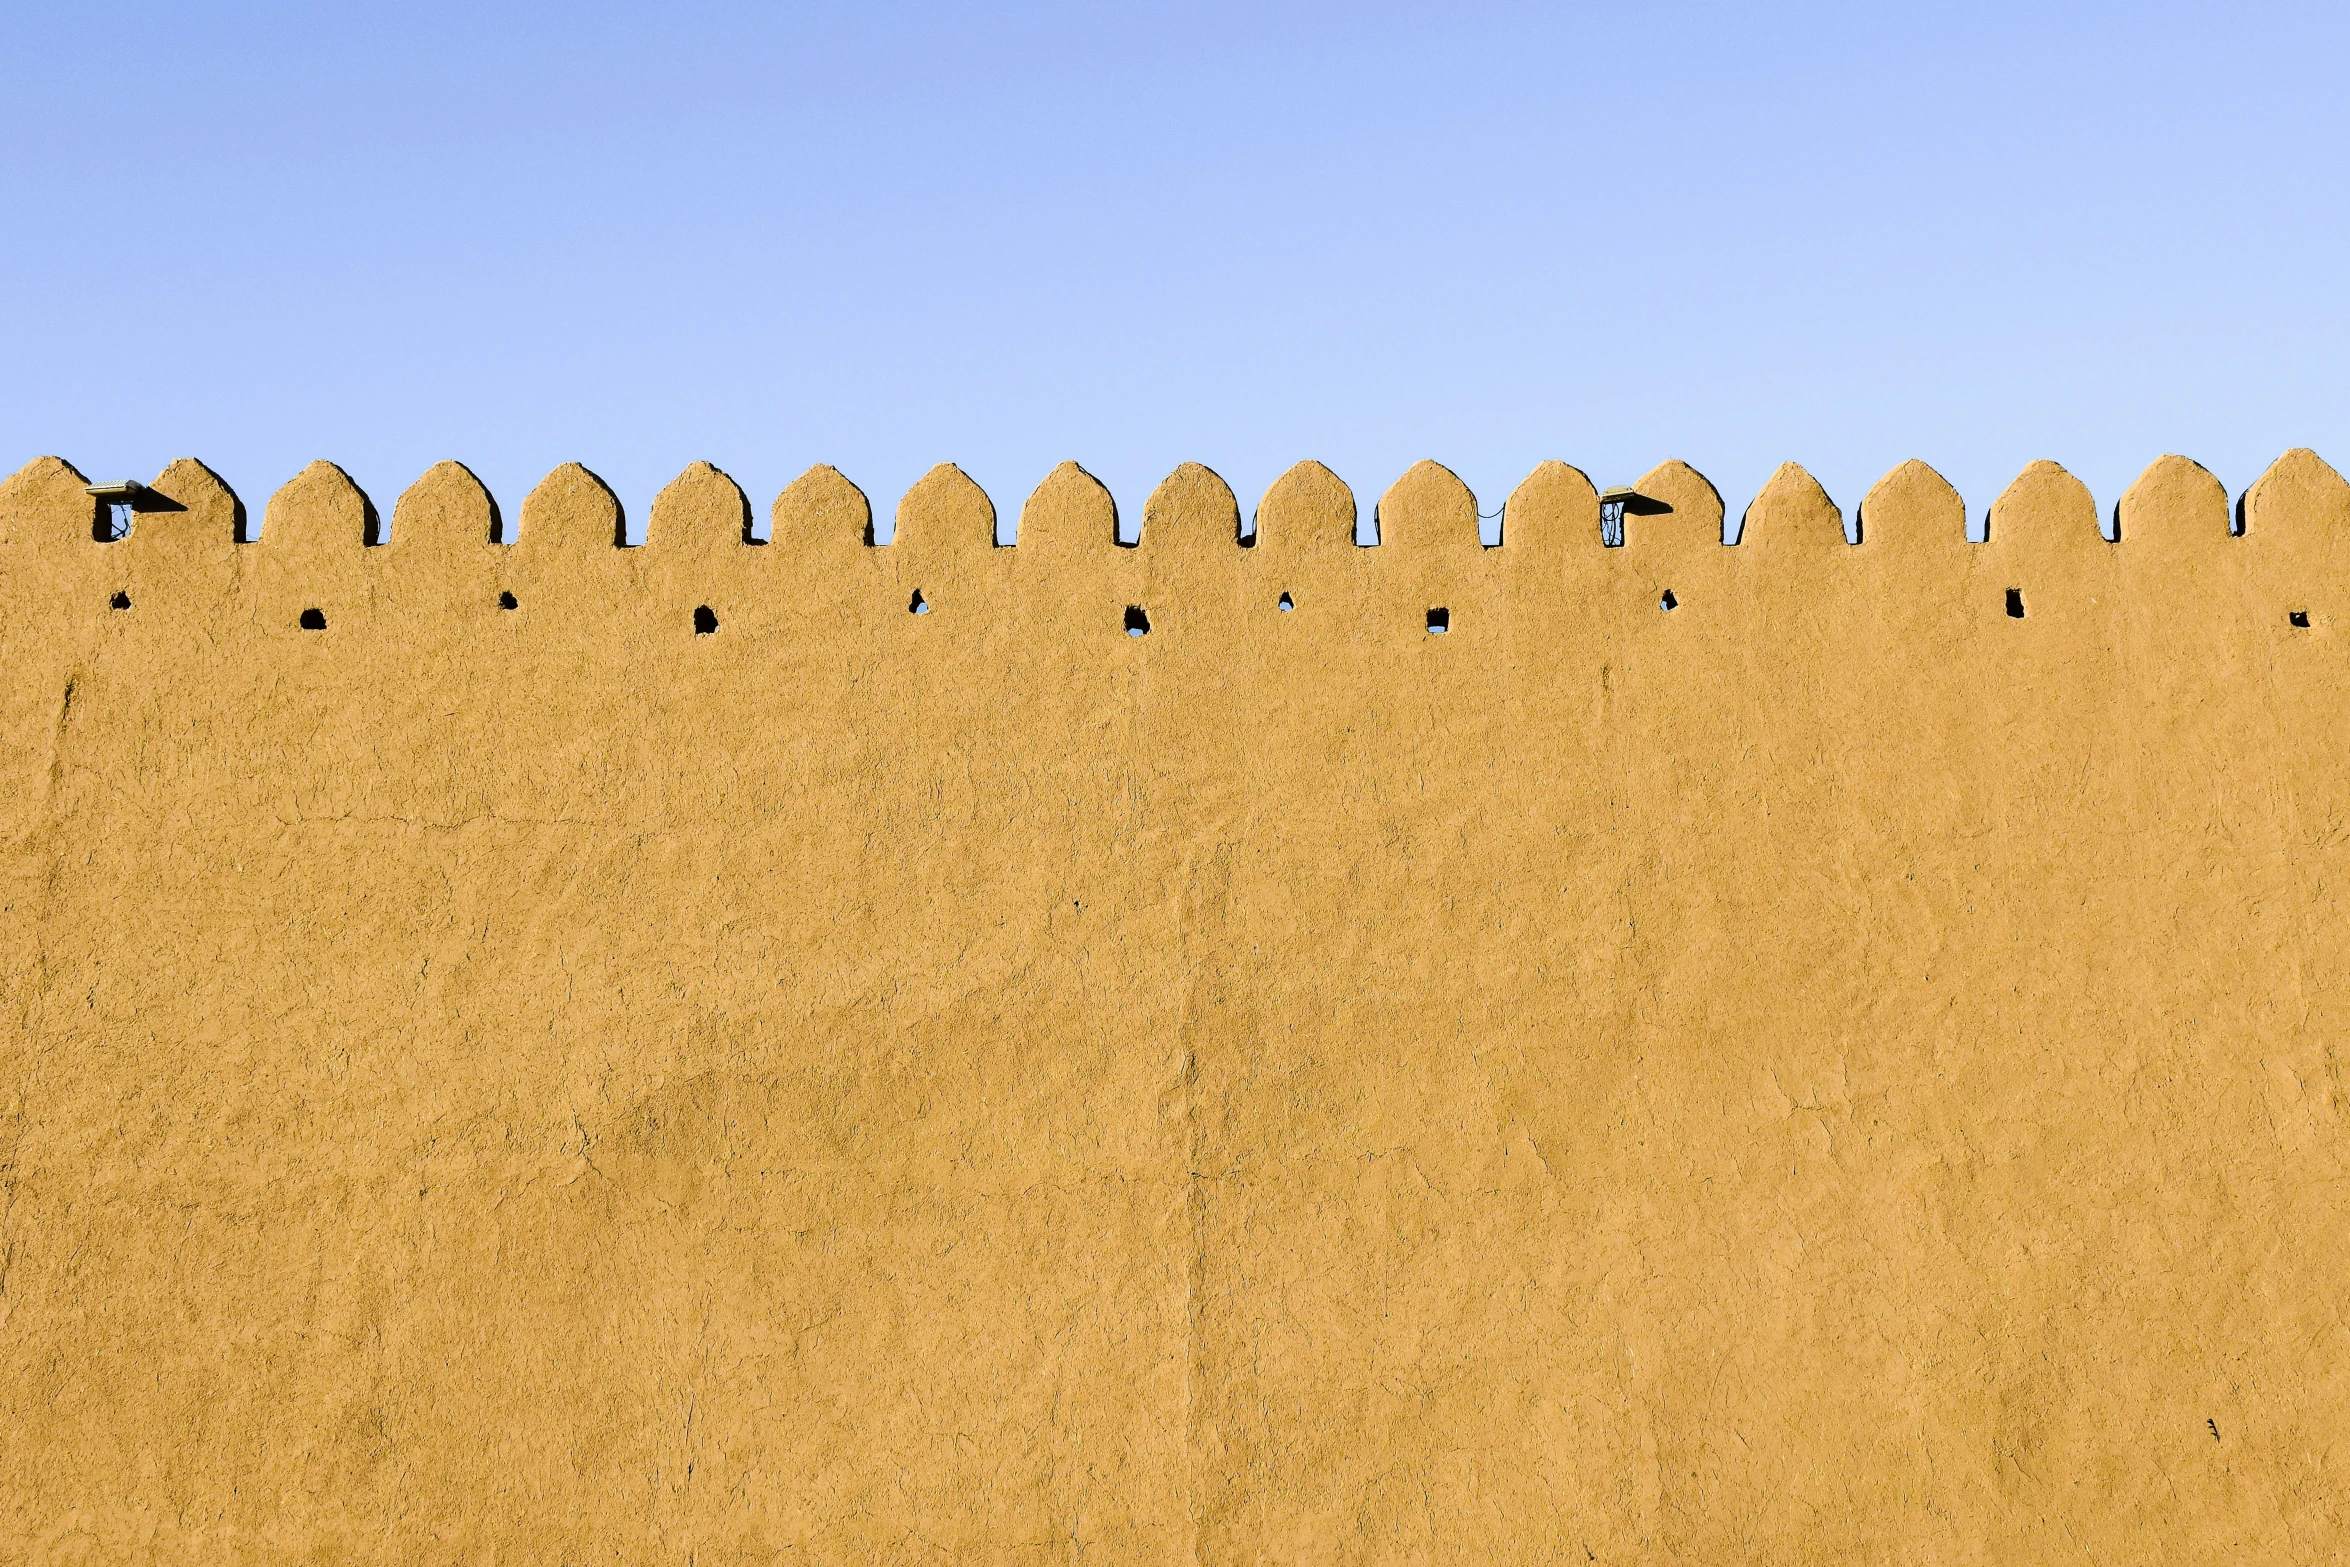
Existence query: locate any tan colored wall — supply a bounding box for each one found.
[3,446,2347,1564]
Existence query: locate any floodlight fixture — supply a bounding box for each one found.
[86,480,146,541]
[1598,485,1668,547]
[1600,486,1637,547]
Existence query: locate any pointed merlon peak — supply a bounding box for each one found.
[1629,460,1724,544]
[1375,460,1479,550]
[520,462,625,549]
[2239,448,2348,541]
[1856,460,1965,548]
[0,455,94,545]
[1500,461,1598,549]
[2115,454,2228,546]
[1988,460,2101,550]
[1739,462,1845,550]
[262,460,377,550]
[771,464,874,552]
[1142,462,1242,555]
[1253,460,1356,554]
[148,458,245,540]
[650,460,753,549]
[3,454,89,493]
[391,460,500,550]
[893,463,996,553]
[1018,460,1118,551]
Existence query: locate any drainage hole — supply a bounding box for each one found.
[110,590,131,611]
[1426,607,1449,633]
[693,605,719,635]
[2006,588,2025,619]
[299,607,327,631]
[910,589,930,615]
[1659,589,1678,612]
[1125,605,1150,636]
[1278,591,1294,612]
[2290,610,2311,628]
[497,590,518,611]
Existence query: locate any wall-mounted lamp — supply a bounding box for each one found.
[83,479,188,541]
[1598,485,1670,548]
[86,480,145,541]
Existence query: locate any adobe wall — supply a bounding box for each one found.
[3,446,2347,1563]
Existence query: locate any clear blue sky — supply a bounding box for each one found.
[5,1,2344,543]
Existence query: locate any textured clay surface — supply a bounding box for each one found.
[2,448,2347,1563]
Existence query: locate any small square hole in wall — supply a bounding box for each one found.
[299,607,327,631]
[2006,588,2026,619]
[498,591,518,611]
[1659,589,1678,612]
[110,590,131,611]
[1426,607,1449,634]
[1278,591,1294,612]
[1125,605,1150,636]
[694,605,719,635]
[909,589,930,615]
[2290,610,2311,628]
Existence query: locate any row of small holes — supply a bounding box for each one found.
[111,591,2328,633]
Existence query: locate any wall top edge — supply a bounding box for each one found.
[5,451,2345,553]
